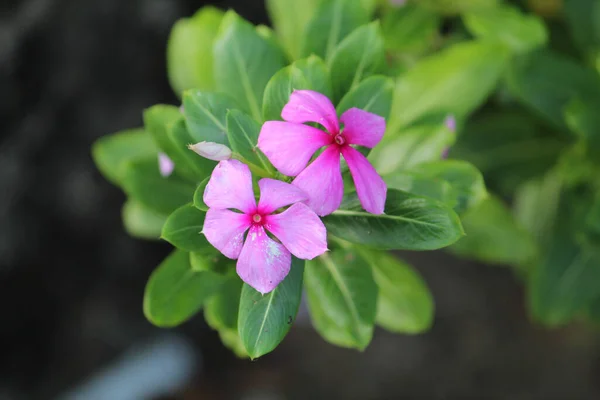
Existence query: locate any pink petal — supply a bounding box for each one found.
[265,203,328,260]
[341,147,387,215]
[236,225,291,294]
[258,121,331,177]
[292,146,343,216]
[281,90,339,134]
[202,209,251,259]
[158,152,175,177]
[257,178,308,214]
[203,159,256,213]
[340,108,386,149]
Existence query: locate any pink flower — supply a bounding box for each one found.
[158,152,174,177]
[258,90,387,216]
[202,159,328,294]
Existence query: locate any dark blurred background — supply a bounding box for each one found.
[1,0,600,399]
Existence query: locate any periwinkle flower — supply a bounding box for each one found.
[158,152,174,177]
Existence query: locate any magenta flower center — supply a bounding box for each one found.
[333,134,346,146]
[252,213,264,224]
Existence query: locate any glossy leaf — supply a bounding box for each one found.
[213,11,287,121]
[121,199,167,240]
[143,250,226,327]
[161,204,211,253]
[226,110,274,174]
[262,56,331,121]
[167,7,224,96]
[265,0,320,59]
[183,90,239,145]
[358,249,433,334]
[463,3,547,54]
[336,75,394,120]
[384,171,456,207]
[238,257,304,359]
[121,158,196,215]
[301,0,368,61]
[450,196,537,266]
[328,22,385,102]
[92,128,156,186]
[305,251,377,350]
[324,189,464,250]
[388,41,509,131]
[381,3,440,54]
[193,177,210,212]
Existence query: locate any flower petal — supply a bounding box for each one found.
[236,225,291,294]
[292,146,343,216]
[203,209,251,259]
[258,121,331,177]
[257,178,308,214]
[158,152,174,177]
[203,159,256,212]
[281,90,339,134]
[265,203,328,260]
[340,108,386,149]
[341,146,387,215]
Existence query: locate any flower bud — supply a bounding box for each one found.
[158,152,175,177]
[188,141,232,161]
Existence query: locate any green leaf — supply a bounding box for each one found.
[305,250,377,350]
[383,171,456,207]
[226,110,274,174]
[301,0,368,61]
[388,41,509,131]
[121,158,196,215]
[182,90,239,145]
[506,49,600,129]
[91,128,156,186]
[167,6,224,96]
[450,196,537,266]
[238,257,304,359]
[410,160,488,214]
[328,22,385,102]
[214,11,287,121]
[381,3,440,54]
[167,119,217,180]
[193,177,210,212]
[161,204,211,253]
[463,3,547,54]
[121,199,167,240]
[143,250,226,327]
[564,0,600,59]
[265,0,320,59]
[323,189,464,250]
[336,75,394,120]
[419,0,498,15]
[564,98,600,153]
[530,233,600,326]
[262,56,331,121]
[357,249,434,334]
[369,121,454,174]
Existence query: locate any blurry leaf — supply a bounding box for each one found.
[226,110,274,174]
[564,98,600,153]
[265,0,320,59]
[121,158,196,215]
[263,55,331,121]
[506,49,600,129]
[161,204,211,253]
[419,0,498,14]
[305,250,378,350]
[410,160,488,214]
[357,248,434,334]
[450,195,538,266]
[381,3,440,54]
[370,121,455,174]
[238,257,304,359]
[143,250,226,327]
[463,3,547,54]
[92,128,156,186]
[121,199,167,240]
[336,75,394,120]
[564,0,600,59]
[329,22,385,102]
[301,0,368,61]
[167,7,224,97]
[183,90,240,145]
[530,232,600,326]
[214,11,287,121]
[324,189,464,250]
[527,0,563,18]
[384,171,456,207]
[388,41,509,131]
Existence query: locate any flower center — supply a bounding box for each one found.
[334,134,346,146]
[252,213,263,224]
